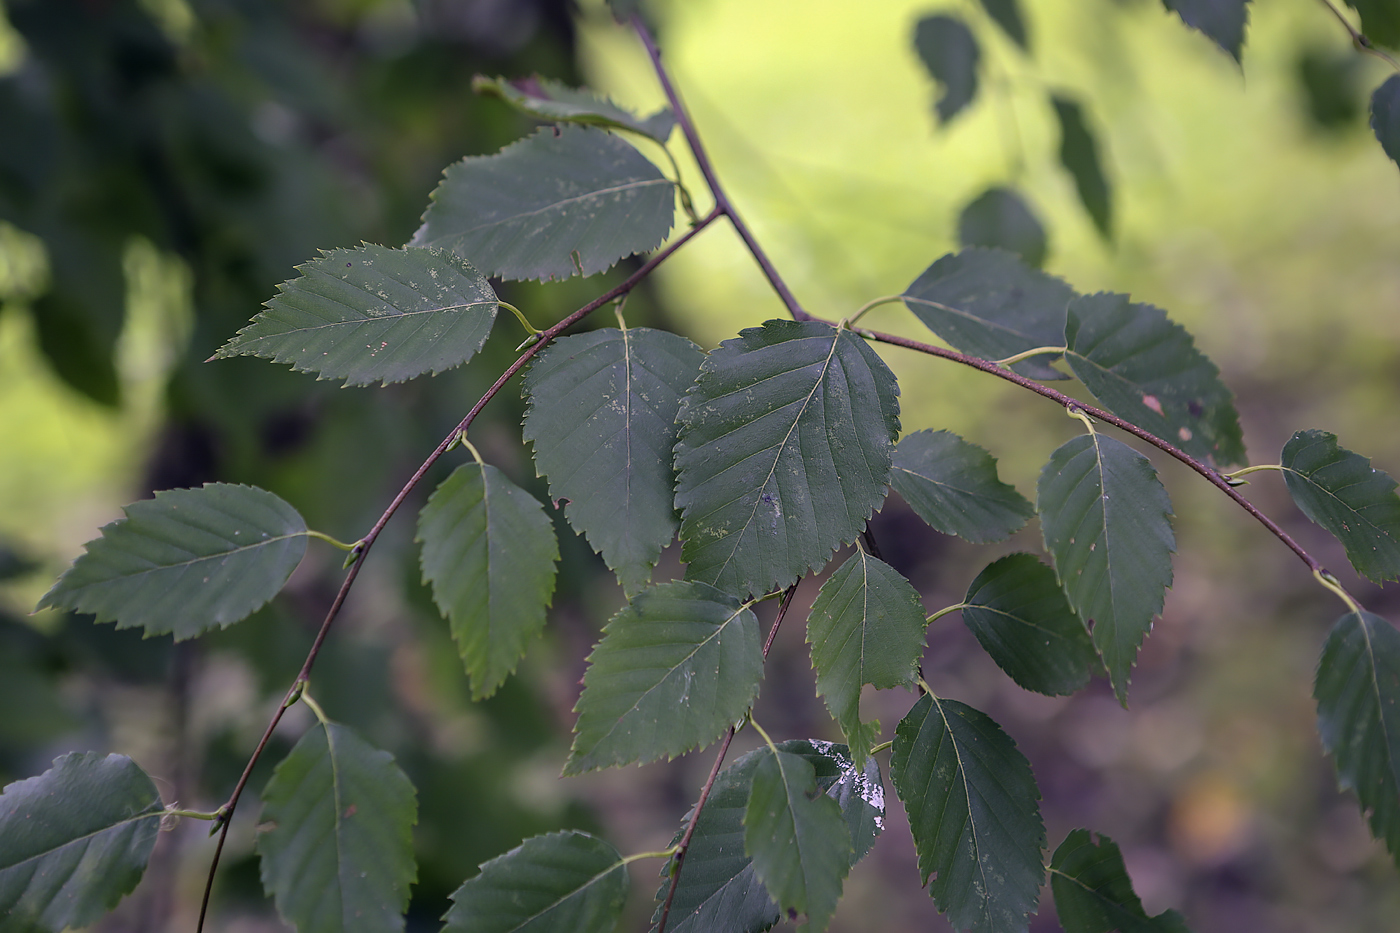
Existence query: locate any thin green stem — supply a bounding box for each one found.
[1221,464,1285,479]
[499,301,541,336]
[748,717,779,755]
[460,437,485,467]
[1317,0,1400,69]
[917,677,935,696]
[1315,568,1364,615]
[164,808,219,821]
[993,345,1066,368]
[926,602,969,625]
[622,846,680,865]
[845,295,905,328]
[300,692,330,726]
[305,530,357,551]
[868,740,893,756]
[1067,406,1097,434]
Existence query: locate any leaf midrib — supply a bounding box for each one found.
[438,177,673,238]
[0,807,162,873]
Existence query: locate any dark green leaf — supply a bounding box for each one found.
[962,554,1099,696]
[0,753,163,933]
[473,74,675,141]
[1162,0,1250,62]
[1050,829,1192,933]
[957,186,1046,267]
[417,461,559,700]
[807,550,927,768]
[1297,47,1362,131]
[412,125,675,281]
[891,695,1045,933]
[523,327,704,596]
[901,248,1074,381]
[913,15,981,124]
[1052,95,1113,241]
[1280,430,1400,584]
[675,320,900,597]
[891,429,1034,543]
[1064,292,1247,467]
[979,0,1030,49]
[1037,434,1175,703]
[1315,610,1400,866]
[258,721,417,933]
[1371,75,1400,169]
[37,484,307,640]
[565,581,763,774]
[211,245,498,387]
[606,0,643,20]
[1350,0,1400,49]
[31,291,120,407]
[443,831,627,933]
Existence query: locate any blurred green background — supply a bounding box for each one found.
[1,0,1398,931]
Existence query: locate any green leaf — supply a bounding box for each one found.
[890,429,1034,543]
[1314,610,1400,866]
[891,695,1045,933]
[1052,95,1113,241]
[1064,292,1247,467]
[962,554,1099,696]
[744,750,851,932]
[257,721,418,933]
[565,581,763,775]
[1162,0,1250,62]
[0,752,163,933]
[443,831,627,933]
[807,549,927,769]
[1037,434,1175,704]
[674,320,900,597]
[37,484,307,640]
[417,462,559,700]
[979,0,1030,49]
[1279,430,1400,584]
[957,187,1046,268]
[1371,75,1400,169]
[211,245,498,387]
[901,248,1074,381]
[1050,829,1192,933]
[411,125,676,282]
[913,14,981,125]
[473,74,676,141]
[1349,0,1400,49]
[523,327,704,596]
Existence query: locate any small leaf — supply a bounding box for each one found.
[1315,610,1400,866]
[979,0,1030,49]
[807,550,927,769]
[211,245,498,387]
[443,831,627,933]
[675,320,900,598]
[1037,434,1175,704]
[1051,95,1113,241]
[417,462,559,700]
[473,74,676,141]
[565,581,763,774]
[523,327,704,596]
[891,695,1045,933]
[0,752,163,933]
[1280,430,1400,584]
[891,429,1034,543]
[1064,292,1247,467]
[1162,0,1250,62]
[962,553,1099,696]
[1349,0,1400,49]
[913,14,981,124]
[37,484,307,640]
[1371,75,1400,169]
[412,125,676,282]
[901,248,1075,381]
[1050,829,1192,932]
[957,186,1046,267]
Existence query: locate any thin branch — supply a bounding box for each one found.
[1317,0,1400,70]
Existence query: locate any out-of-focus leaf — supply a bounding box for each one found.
[412,125,675,281]
[979,0,1030,49]
[1052,95,1113,241]
[473,74,675,141]
[1297,48,1362,131]
[257,720,417,933]
[891,429,1034,543]
[913,15,980,124]
[1162,0,1250,62]
[523,327,703,596]
[211,245,498,387]
[565,581,762,774]
[1050,829,1192,932]
[0,753,163,933]
[1371,75,1400,169]
[417,461,559,700]
[957,186,1046,267]
[31,292,121,408]
[1349,0,1400,49]
[606,0,643,20]
[1280,430,1400,584]
[443,831,627,933]
[675,320,900,597]
[37,484,307,640]
[891,695,1045,933]
[1037,434,1175,704]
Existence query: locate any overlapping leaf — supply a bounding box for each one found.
[1064,292,1246,467]
[37,484,307,640]
[1314,610,1400,866]
[411,125,676,281]
[962,554,1099,696]
[565,581,763,774]
[1162,0,1250,61]
[1049,829,1192,932]
[1279,430,1400,584]
[979,0,1029,49]
[891,429,1034,543]
[1038,434,1175,704]
[1052,95,1112,241]
[1374,75,1400,169]
[418,462,559,699]
[675,321,900,597]
[1349,0,1400,49]
[913,15,980,124]
[891,695,1045,933]
[473,74,676,141]
[523,327,704,596]
[211,245,498,386]
[957,187,1046,268]
[901,248,1074,381]
[0,753,163,933]
[444,831,627,933]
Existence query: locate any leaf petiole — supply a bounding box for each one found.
[1066,406,1096,435]
[621,845,679,865]
[994,345,1066,368]
[844,294,905,328]
[1220,464,1286,485]
[306,530,358,551]
[1313,568,1363,615]
[926,602,968,625]
[300,691,331,726]
[749,717,780,756]
[868,740,893,756]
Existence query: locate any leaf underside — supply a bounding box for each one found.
[957,186,1046,268]
[1162,0,1250,62]
[891,428,1034,543]
[913,14,981,124]
[1374,75,1400,169]
[1051,95,1112,241]
[473,74,676,141]
[1050,829,1192,932]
